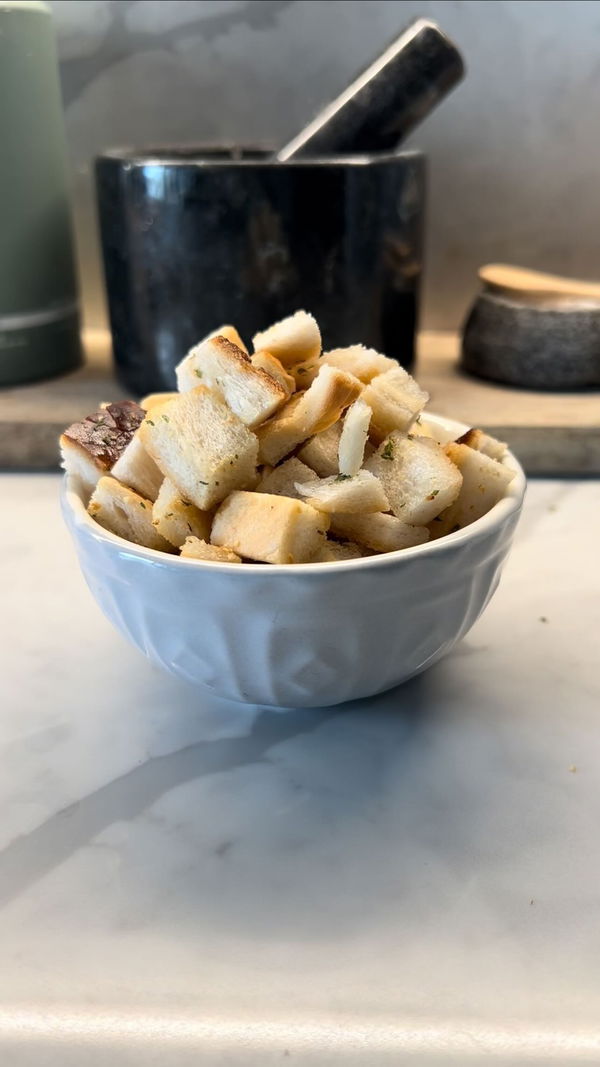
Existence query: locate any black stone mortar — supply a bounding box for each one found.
[96,147,425,396]
[462,292,600,390]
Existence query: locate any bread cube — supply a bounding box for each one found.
[430,443,516,537]
[250,350,295,397]
[60,400,145,500]
[295,470,389,514]
[365,432,462,524]
[140,392,178,410]
[138,387,258,510]
[257,365,361,465]
[362,367,428,442]
[290,346,397,390]
[176,335,286,427]
[151,477,212,548]
[338,397,372,475]
[257,457,318,499]
[297,421,343,477]
[329,512,429,553]
[252,309,321,367]
[201,324,248,353]
[111,433,164,502]
[456,427,508,462]
[180,537,241,563]
[322,345,397,383]
[88,476,173,551]
[211,491,329,564]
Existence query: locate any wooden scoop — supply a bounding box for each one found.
[480,263,600,304]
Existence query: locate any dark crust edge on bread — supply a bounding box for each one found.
[62,400,145,469]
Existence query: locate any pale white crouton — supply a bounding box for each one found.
[140,392,178,410]
[295,470,389,514]
[180,536,241,563]
[456,427,508,462]
[321,345,397,382]
[88,476,173,551]
[211,491,329,564]
[250,350,295,397]
[175,335,286,427]
[362,367,428,442]
[111,433,164,502]
[297,421,343,477]
[314,540,364,562]
[430,443,516,537]
[329,512,429,553]
[252,310,321,367]
[365,432,463,524]
[257,457,318,499]
[257,365,361,465]
[338,397,372,475]
[151,477,212,548]
[290,346,397,390]
[138,387,258,511]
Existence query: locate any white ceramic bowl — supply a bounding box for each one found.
[62,414,526,708]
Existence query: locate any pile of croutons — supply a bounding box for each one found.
[60,311,515,564]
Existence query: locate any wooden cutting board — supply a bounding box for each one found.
[1,330,598,474]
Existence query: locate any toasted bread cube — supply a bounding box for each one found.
[329,512,429,553]
[301,365,362,434]
[297,421,342,477]
[138,388,258,511]
[314,539,364,562]
[257,457,318,499]
[175,335,286,427]
[338,397,372,475]
[252,310,321,367]
[295,470,389,514]
[60,400,145,500]
[212,491,329,564]
[365,432,463,524]
[111,433,164,502]
[140,393,178,410]
[87,476,173,551]
[250,351,295,397]
[255,394,306,466]
[180,536,241,563]
[151,477,212,548]
[322,345,397,383]
[430,444,516,537]
[362,367,428,443]
[456,427,508,462]
[257,366,361,465]
[202,324,248,353]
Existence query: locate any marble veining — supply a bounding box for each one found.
[1,474,600,1064]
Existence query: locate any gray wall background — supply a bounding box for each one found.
[51,0,600,332]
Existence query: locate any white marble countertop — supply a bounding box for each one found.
[1,474,600,1065]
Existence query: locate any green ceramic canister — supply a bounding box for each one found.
[0,0,81,385]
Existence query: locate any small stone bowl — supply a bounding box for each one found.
[462,291,600,391]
